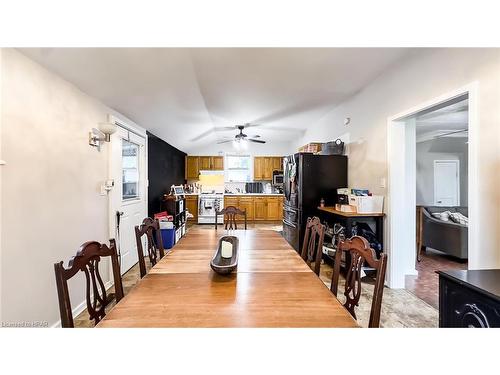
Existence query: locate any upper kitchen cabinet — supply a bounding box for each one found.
[212,156,224,170]
[199,156,212,170]
[253,156,284,181]
[253,157,265,180]
[272,156,283,172]
[185,155,224,179]
[185,156,200,180]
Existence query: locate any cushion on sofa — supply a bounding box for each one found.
[432,211,452,222]
[449,212,468,226]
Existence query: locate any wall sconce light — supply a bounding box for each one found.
[89,121,117,151]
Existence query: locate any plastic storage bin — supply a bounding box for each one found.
[159,220,175,249]
[160,228,175,249]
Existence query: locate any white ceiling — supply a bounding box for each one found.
[416,98,468,142]
[19,48,415,153]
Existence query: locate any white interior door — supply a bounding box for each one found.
[109,126,147,274]
[434,160,460,206]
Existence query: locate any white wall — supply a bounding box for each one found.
[0,49,144,327]
[292,48,500,269]
[416,137,468,206]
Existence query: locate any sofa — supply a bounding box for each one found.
[421,206,468,260]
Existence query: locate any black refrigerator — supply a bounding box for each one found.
[282,153,347,251]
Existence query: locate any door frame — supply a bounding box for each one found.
[386,82,478,288]
[107,115,148,275]
[433,159,460,206]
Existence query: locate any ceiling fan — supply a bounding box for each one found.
[217,124,266,144]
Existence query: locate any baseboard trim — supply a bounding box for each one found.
[50,280,114,328]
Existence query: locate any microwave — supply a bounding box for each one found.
[273,172,284,186]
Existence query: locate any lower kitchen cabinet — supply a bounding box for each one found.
[238,198,254,221]
[224,195,283,221]
[253,197,268,220]
[185,196,198,221]
[266,197,281,220]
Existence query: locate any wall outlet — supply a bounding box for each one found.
[380,177,386,189]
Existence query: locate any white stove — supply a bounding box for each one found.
[198,190,224,224]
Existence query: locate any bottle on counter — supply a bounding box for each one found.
[320,198,325,208]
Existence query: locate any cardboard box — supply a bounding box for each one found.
[298,142,323,154]
[348,195,384,214]
[335,203,357,213]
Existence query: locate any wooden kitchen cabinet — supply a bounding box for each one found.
[185,156,200,180]
[224,197,238,208]
[266,197,280,220]
[263,158,273,180]
[212,156,224,170]
[185,155,224,179]
[237,198,254,221]
[185,195,198,221]
[253,197,267,220]
[253,157,264,180]
[199,156,212,171]
[272,157,283,172]
[253,156,284,180]
[224,195,283,221]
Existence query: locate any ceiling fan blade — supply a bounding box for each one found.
[248,138,266,144]
[214,125,238,131]
[216,139,233,144]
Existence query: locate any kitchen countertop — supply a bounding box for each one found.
[224,193,284,196]
[183,193,284,196]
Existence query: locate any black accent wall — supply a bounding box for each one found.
[147,131,186,216]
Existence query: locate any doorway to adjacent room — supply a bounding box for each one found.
[386,84,478,295]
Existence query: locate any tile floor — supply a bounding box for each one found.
[75,222,441,328]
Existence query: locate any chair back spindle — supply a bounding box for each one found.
[215,206,247,230]
[330,236,387,328]
[135,217,165,278]
[54,239,124,327]
[300,217,325,275]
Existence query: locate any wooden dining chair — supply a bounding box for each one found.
[215,206,247,230]
[135,217,165,278]
[300,216,325,276]
[330,236,388,328]
[54,239,124,328]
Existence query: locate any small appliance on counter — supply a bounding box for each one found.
[272,170,284,186]
[245,182,263,194]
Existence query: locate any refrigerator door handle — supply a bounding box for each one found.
[283,219,297,229]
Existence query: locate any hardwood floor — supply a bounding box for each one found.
[405,248,467,309]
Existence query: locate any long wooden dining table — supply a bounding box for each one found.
[98,227,358,327]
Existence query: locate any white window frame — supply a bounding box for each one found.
[225,154,252,182]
